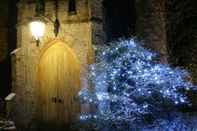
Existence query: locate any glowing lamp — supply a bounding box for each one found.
[29,20,45,41]
[29,0,60,46]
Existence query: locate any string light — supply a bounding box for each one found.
[78,39,197,130]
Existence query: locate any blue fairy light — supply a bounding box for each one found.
[78,39,197,130]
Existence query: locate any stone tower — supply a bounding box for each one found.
[11,0,104,130]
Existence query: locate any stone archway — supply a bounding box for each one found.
[37,40,81,127]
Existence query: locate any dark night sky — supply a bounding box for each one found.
[103,0,136,41]
[0,0,8,13]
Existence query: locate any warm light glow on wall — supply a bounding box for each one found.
[29,21,46,40]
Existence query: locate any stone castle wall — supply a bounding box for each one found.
[12,0,104,130]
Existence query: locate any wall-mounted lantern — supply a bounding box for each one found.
[29,20,46,44]
[29,0,60,46]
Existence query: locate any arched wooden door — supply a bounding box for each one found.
[37,41,81,127]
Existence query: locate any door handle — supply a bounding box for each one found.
[58,99,63,103]
[52,97,57,103]
[52,97,63,104]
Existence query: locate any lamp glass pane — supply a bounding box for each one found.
[29,21,45,40]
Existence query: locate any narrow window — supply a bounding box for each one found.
[68,0,77,15]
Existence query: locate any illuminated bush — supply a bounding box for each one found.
[78,39,197,131]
